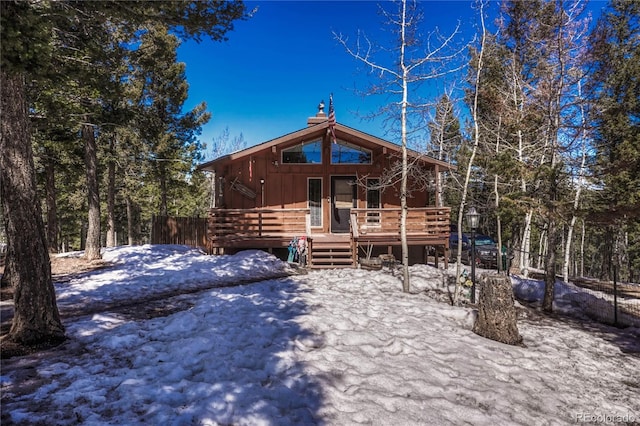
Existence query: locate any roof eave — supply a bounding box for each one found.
[197,121,457,172]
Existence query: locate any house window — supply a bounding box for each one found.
[331,140,372,164]
[282,140,322,164]
[366,178,381,225]
[308,178,322,227]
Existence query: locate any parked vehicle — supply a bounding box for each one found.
[449,232,500,269]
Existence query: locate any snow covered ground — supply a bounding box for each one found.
[1,245,639,425]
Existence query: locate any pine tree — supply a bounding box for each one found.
[130,23,211,217]
[0,0,248,348]
[585,0,640,281]
[0,1,65,346]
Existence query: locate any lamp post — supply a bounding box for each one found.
[466,206,480,303]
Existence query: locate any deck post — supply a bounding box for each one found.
[352,240,358,267]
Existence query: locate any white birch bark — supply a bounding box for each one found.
[399,0,410,292]
[335,0,464,293]
[494,116,503,273]
[563,81,588,282]
[454,2,486,303]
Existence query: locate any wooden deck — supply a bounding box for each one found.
[207,207,450,268]
[350,208,450,243]
[207,208,310,249]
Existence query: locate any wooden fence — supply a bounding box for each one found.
[151,215,211,253]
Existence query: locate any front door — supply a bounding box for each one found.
[331,176,356,233]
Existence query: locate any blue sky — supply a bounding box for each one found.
[176,0,606,159]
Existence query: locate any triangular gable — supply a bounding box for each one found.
[197,120,455,172]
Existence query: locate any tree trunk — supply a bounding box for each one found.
[126,196,135,246]
[494,116,503,273]
[543,157,561,313]
[495,174,503,273]
[44,152,58,253]
[564,81,588,283]
[542,216,557,312]
[82,122,101,260]
[580,219,585,278]
[473,275,522,345]
[0,71,65,345]
[520,209,533,277]
[563,215,577,282]
[399,0,410,293]
[106,136,116,247]
[455,5,486,302]
[537,225,547,270]
[159,162,168,216]
[1,253,10,288]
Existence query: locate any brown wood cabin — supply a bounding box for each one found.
[197,104,453,269]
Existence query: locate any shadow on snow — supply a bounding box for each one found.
[2,277,325,425]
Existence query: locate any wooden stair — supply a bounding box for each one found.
[309,236,355,268]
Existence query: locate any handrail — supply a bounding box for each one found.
[210,208,310,214]
[351,207,450,236]
[350,207,450,213]
[208,208,311,241]
[206,207,450,247]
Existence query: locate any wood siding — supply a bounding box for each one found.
[198,117,454,266]
[216,131,433,234]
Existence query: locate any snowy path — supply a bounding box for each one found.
[2,246,639,425]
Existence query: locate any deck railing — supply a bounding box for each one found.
[207,207,450,249]
[351,207,451,238]
[208,208,311,247]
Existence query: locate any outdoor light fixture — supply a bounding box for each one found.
[466,206,480,230]
[466,206,480,303]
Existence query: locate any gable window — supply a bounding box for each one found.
[331,140,372,164]
[282,140,322,164]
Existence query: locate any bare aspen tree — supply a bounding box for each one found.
[580,219,585,278]
[486,0,590,290]
[493,116,504,273]
[427,91,460,208]
[508,46,536,279]
[454,1,487,303]
[336,0,463,293]
[493,1,549,279]
[206,127,247,208]
[539,1,589,312]
[563,80,589,283]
